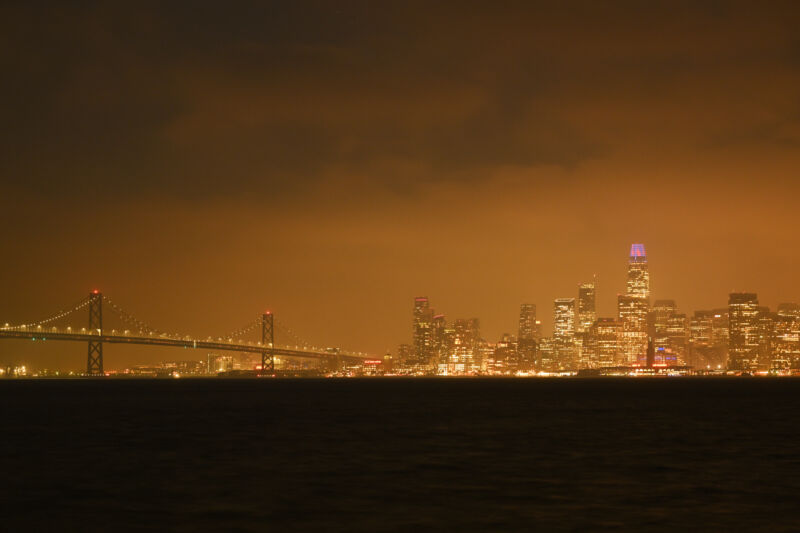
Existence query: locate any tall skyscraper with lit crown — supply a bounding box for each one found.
[626,244,650,299]
[618,244,650,364]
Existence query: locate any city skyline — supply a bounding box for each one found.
[401,243,800,375]
[2,239,800,373]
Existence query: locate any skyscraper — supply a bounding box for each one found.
[575,280,596,369]
[553,298,576,369]
[651,299,677,350]
[728,292,760,371]
[757,306,776,370]
[773,304,800,370]
[449,318,481,374]
[689,309,729,369]
[412,297,435,370]
[492,333,519,374]
[576,282,596,333]
[649,299,686,365]
[618,244,650,364]
[518,304,537,340]
[626,243,650,299]
[518,304,537,370]
[591,318,622,367]
[618,295,649,364]
[665,312,687,365]
[432,314,448,369]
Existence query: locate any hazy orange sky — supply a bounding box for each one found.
[2,2,800,368]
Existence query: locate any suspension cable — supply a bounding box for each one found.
[0,296,91,330]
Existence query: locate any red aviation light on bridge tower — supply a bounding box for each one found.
[92,289,99,295]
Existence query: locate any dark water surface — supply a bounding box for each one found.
[2,378,800,531]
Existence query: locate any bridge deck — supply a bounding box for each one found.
[0,330,366,361]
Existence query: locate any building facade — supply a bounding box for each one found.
[618,244,650,364]
[553,298,576,369]
[728,292,760,371]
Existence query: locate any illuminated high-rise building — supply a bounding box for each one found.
[626,244,650,299]
[492,333,518,374]
[537,337,556,372]
[688,309,728,369]
[618,295,648,364]
[553,298,576,369]
[756,306,776,370]
[397,343,413,367]
[591,318,622,367]
[447,318,480,374]
[432,314,448,368]
[618,244,650,364]
[412,297,435,370]
[649,300,686,365]
[577,281,596,333]
[518,304,537,340]
[777,303,800,320]
[574,280,596,369]
[665,313,687,365]
[650,300,676,348]
[728,292,760,371]
[773,303,800,370]
[518,304,537,371]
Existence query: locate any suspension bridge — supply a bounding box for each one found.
[0,291,372,375]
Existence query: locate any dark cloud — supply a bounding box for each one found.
[1,1,800,203]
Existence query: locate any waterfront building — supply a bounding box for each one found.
[492,333,518,374]
[665,313,687,365]
[618,294,649,364]
[445,318,481,374]
[537,337,556,372]
[517,304,537,371]
[626,243,650,299]
[553,298,576,369]
[649,300,687,365]
[413,297,435,370]
[432,314,448,368]
[518,304,536,339]
[577,282,597,333]
[591,318,622,367]
[728,292,760,371]
[757,307,776,370]
[772,304,800,370]
[618,244,650,364]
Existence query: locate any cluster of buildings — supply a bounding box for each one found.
[395,244,800,375]
[120,351,378,378]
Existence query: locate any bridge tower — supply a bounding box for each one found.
[87,290,103,375]
[261,312,274,375]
